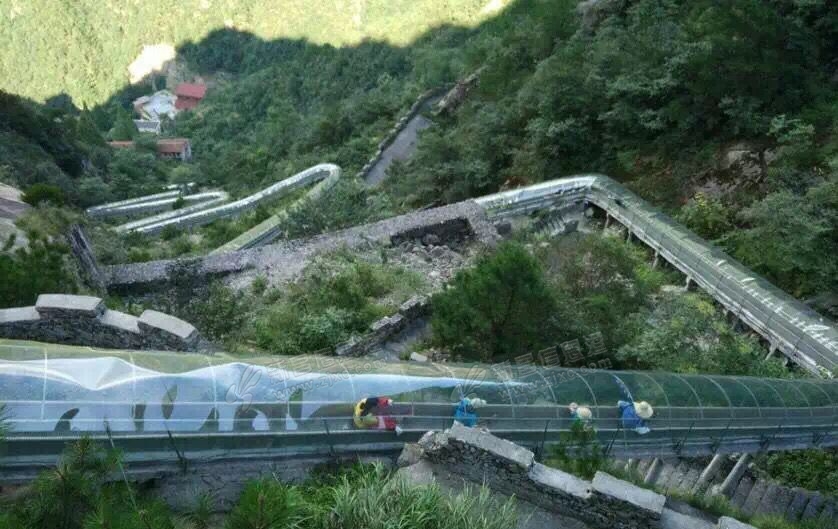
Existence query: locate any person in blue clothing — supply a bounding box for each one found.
[613,375,653,435]
[453,397,486,427]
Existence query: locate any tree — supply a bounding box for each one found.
[618,292,789,377]
[722,175,838,298]
[676,192,732,241]
[431,242,557,361]
[108,110,136,141]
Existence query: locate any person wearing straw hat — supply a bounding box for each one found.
[453,396,487,427]
[612,375,653,435]
[568,402,594,430]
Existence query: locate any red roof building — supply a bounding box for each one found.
[174,83,207,111]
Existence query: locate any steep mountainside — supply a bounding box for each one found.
[0,0,508,106]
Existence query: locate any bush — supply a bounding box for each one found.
[0,237,76,308]
[618,292,790,377]
[225,478,308,529]
[547,421,605,480]
[318,464,516,529]
[21,183,65,207]
[431,242,556,361]
[252,254,422,354]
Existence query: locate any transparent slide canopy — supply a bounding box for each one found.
[2,340,838,461]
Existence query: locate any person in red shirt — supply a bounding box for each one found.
[353,396,403,435]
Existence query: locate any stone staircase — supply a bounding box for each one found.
[615,457,837,524]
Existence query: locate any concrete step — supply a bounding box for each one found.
[742,479,769,517]
[801,493,825,520]
[784,488,809,521]
[655,463,678,489]
[820,500,836,521]
[663,462,689,491]
[757,483,794,517]
[730,476,753,510]
[677,468,701,493]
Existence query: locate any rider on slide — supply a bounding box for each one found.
[353,396,403,435]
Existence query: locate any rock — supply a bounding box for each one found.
[494,221,512,236]
[409,352,428,362]
[430,246,447,259]
[422,233,441,246]
[720,142,765,181]
[397,443,425,468]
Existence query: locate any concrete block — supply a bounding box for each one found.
[759,484,794,517]
[409,352,428,362]
[741,480,767,516]
[660,508,714,529]
[0,306,40,324]
[528,462,590,500]
[730,476,753,509]
[448,422,534,470]
[100,309,141,334]
[397,443,424,468]
[139,310,197,340]
[784,488,809,521]
[35,294,104,318]
[592,471,666,515]
[801,493,824,519]
[717,517,758,529]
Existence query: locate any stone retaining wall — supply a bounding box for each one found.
[336,296,429,356]
[66,224,106,292]
[0,294,201,351]
[356,87,449,181]
[413,423,757,529]
[104,199,499,292]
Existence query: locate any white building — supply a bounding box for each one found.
[133,90,178,120]
[133,119,161,135]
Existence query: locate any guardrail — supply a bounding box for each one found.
[476,175,838,376]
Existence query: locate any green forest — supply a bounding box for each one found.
[2,0,838,523]
[2,0,835,312]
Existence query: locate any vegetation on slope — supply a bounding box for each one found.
[0,440,516,529]
[0,0,503,106]
[386,0,838,315]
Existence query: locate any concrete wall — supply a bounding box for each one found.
[336,295,429,356]
[66,225,106,292]
[414,424,759,529]
[0,294,201,351]
[357,87,448,181]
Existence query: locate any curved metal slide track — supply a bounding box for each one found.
[478,175,838,376]
[87,164,340,240]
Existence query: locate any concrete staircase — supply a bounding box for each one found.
[615,457,837,524]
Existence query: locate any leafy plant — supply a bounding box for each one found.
[547,421,605,480]
[224,478,308,529]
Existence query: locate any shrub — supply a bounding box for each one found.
[431,242,556,361]
[319,463,516,529]
[21,183,65,206]
[547,421,605,480]
[225,478,308,529]
[0,238,76,308]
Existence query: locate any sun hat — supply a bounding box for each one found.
[469,398,487,409]
[635,401,653,419]
[575,406,593,420]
